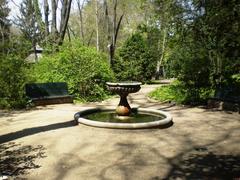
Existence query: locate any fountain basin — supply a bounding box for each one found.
[74,107,172,129]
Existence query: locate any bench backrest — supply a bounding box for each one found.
[26,82,69,98]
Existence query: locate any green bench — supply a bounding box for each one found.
[207,87,240,112]
[25,82,73,106]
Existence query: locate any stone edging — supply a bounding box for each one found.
[74,107,172,129]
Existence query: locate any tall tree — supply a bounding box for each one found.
[103,0,111,47]
[58,0,72,45]
[77,0,85,44]
[17,0,73,47]
[17,0,43,60]
[192,0,240,87]
[51,0,57,37]
[43,0,49,36]
[0,0,10,45]
[104,0,123,67]
[68,0,146,54]
[152,0,181,79]
[95,0,99,51]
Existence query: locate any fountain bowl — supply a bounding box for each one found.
[74,107,172,129]
[106,82,142,94]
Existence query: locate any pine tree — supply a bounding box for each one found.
[16,0,43,60]
[16,0,43,42]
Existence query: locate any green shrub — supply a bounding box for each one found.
[31,40,115,101]
[113,33,156,82]
[149,80,214,105]
[0,38,31,109]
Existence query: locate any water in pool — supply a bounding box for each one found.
[83,111,165,123]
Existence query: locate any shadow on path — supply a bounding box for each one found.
[165,149,240,179]
[0,142,46,177]
[0,120,76,144]
[0,106,55,118]
[98,142,240,180]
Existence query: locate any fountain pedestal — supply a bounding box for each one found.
[106,82,141,116]
[116,94,131,116]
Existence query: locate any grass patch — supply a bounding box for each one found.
[149,81,214,105]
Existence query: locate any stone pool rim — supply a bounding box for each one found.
[74,107,172,129]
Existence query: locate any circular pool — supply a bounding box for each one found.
[74,107,172,129]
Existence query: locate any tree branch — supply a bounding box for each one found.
[114,14,123,47]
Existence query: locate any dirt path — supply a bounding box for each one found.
[0,84,240,179]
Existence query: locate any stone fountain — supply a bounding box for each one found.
[106,82,141,116]
[74,82,172,129]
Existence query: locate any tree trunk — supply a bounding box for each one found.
[87,30,94,46]
[68,26,76,38]
[112,0,117,47]
[95,0,99,51]
[104,0,111,43]
[67,25,71,41]
[43,0,49,36]
[0,27,5,45]
[104,0,112,65]
[51,0,58,37]
[209,50,223,86]
[77,0,85,44]
[32,36,37,62]
[58,0,72,45]
[155,27,167,79]
[60,0,68,31]
[114,14,123,48]
[107,0,123,67]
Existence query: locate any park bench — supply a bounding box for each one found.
[25,82,73,106]
[207,87,240,112]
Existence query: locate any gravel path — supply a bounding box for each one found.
[0,84,240,179]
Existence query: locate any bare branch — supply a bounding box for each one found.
[114,14,123,47]
[58,0,72,45]
[77,0,85,43]
[87,30,94,46]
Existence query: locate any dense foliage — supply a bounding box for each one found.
[156,0,240,103]
[1,0,240,109]
[0,0,33,108]
[31,41,115,101]
[113,33,156,82]
[0,38,31,108]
